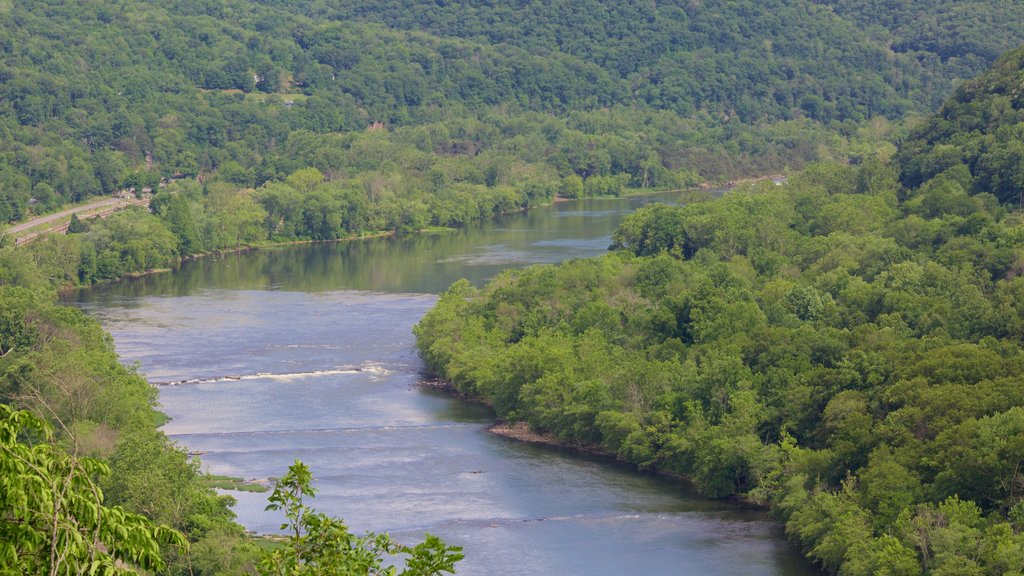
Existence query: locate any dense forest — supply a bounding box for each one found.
[4,0,1024,573]
[896,45,1024,205]
[298,0,1022,117]
[3,0,1024,224]
[415,44,1024,575]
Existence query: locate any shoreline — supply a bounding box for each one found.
[20,171,775,250]
[417,378,768,509]
[179,229,397,261]
[53,191,605,293]
[487,420,767,508]
[52,174,780,295]
[486,421,610,458]
[55,196,557,293]
[55,231,399,294]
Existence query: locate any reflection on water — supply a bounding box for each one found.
[69,192,692,301]
[69,192,817,576]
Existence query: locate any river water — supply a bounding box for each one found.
[70,193,817,576]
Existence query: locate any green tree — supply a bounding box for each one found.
[0,405,186,574]
[559,174,584,199]
[66,213,86,234]
[259,460,463,576]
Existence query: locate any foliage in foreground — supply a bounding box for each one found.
[1,402,462,575]
[0,405,186,574]
[259,460,462,576]
[0,271,259,574]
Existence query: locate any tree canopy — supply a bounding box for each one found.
[415,43,1024,574]
[2,0,1023,225]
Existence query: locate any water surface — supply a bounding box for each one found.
[71,194,817,576]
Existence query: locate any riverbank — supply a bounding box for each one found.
[565,175,772,201]
[52,193,557,292]
[485,420,769,508]
[55,230,400,294]
[418,378,768,507]
[178,229,397,262]
[53,188,624,292]
[700,173,786,190]
[46,175,761,294]
[487,421,606,456]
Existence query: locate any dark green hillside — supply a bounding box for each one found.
[897,44,1024,205]
[281,0,1024,120]
[3,0,1024,224]
[416,44,1024,575]
[822,0,1024,64]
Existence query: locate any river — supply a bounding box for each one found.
[69,193,818,576]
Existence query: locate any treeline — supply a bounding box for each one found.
[3,0,1022,223]
[414,47,1024,574]
[22,103,797,287]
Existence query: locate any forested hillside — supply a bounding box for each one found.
[5,1,1024,573]
[897,44,1024,205]
[296,0,1020,119]
[822,0,1024,65]
[3,0,1024,224]
[415,43,1024,575]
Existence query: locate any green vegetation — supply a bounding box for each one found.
[259,460,463,576]
[0,405,186,574]
[6,0,1024,573]
[822,0,1024,65]
[0,269,261,573]
[897,44,1024,205]
[3,0,1023,226]
[1,403,461,574]
[415,45,1024,575]
[270,0,1024,120]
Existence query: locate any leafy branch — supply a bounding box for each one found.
[259,460,463,576]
